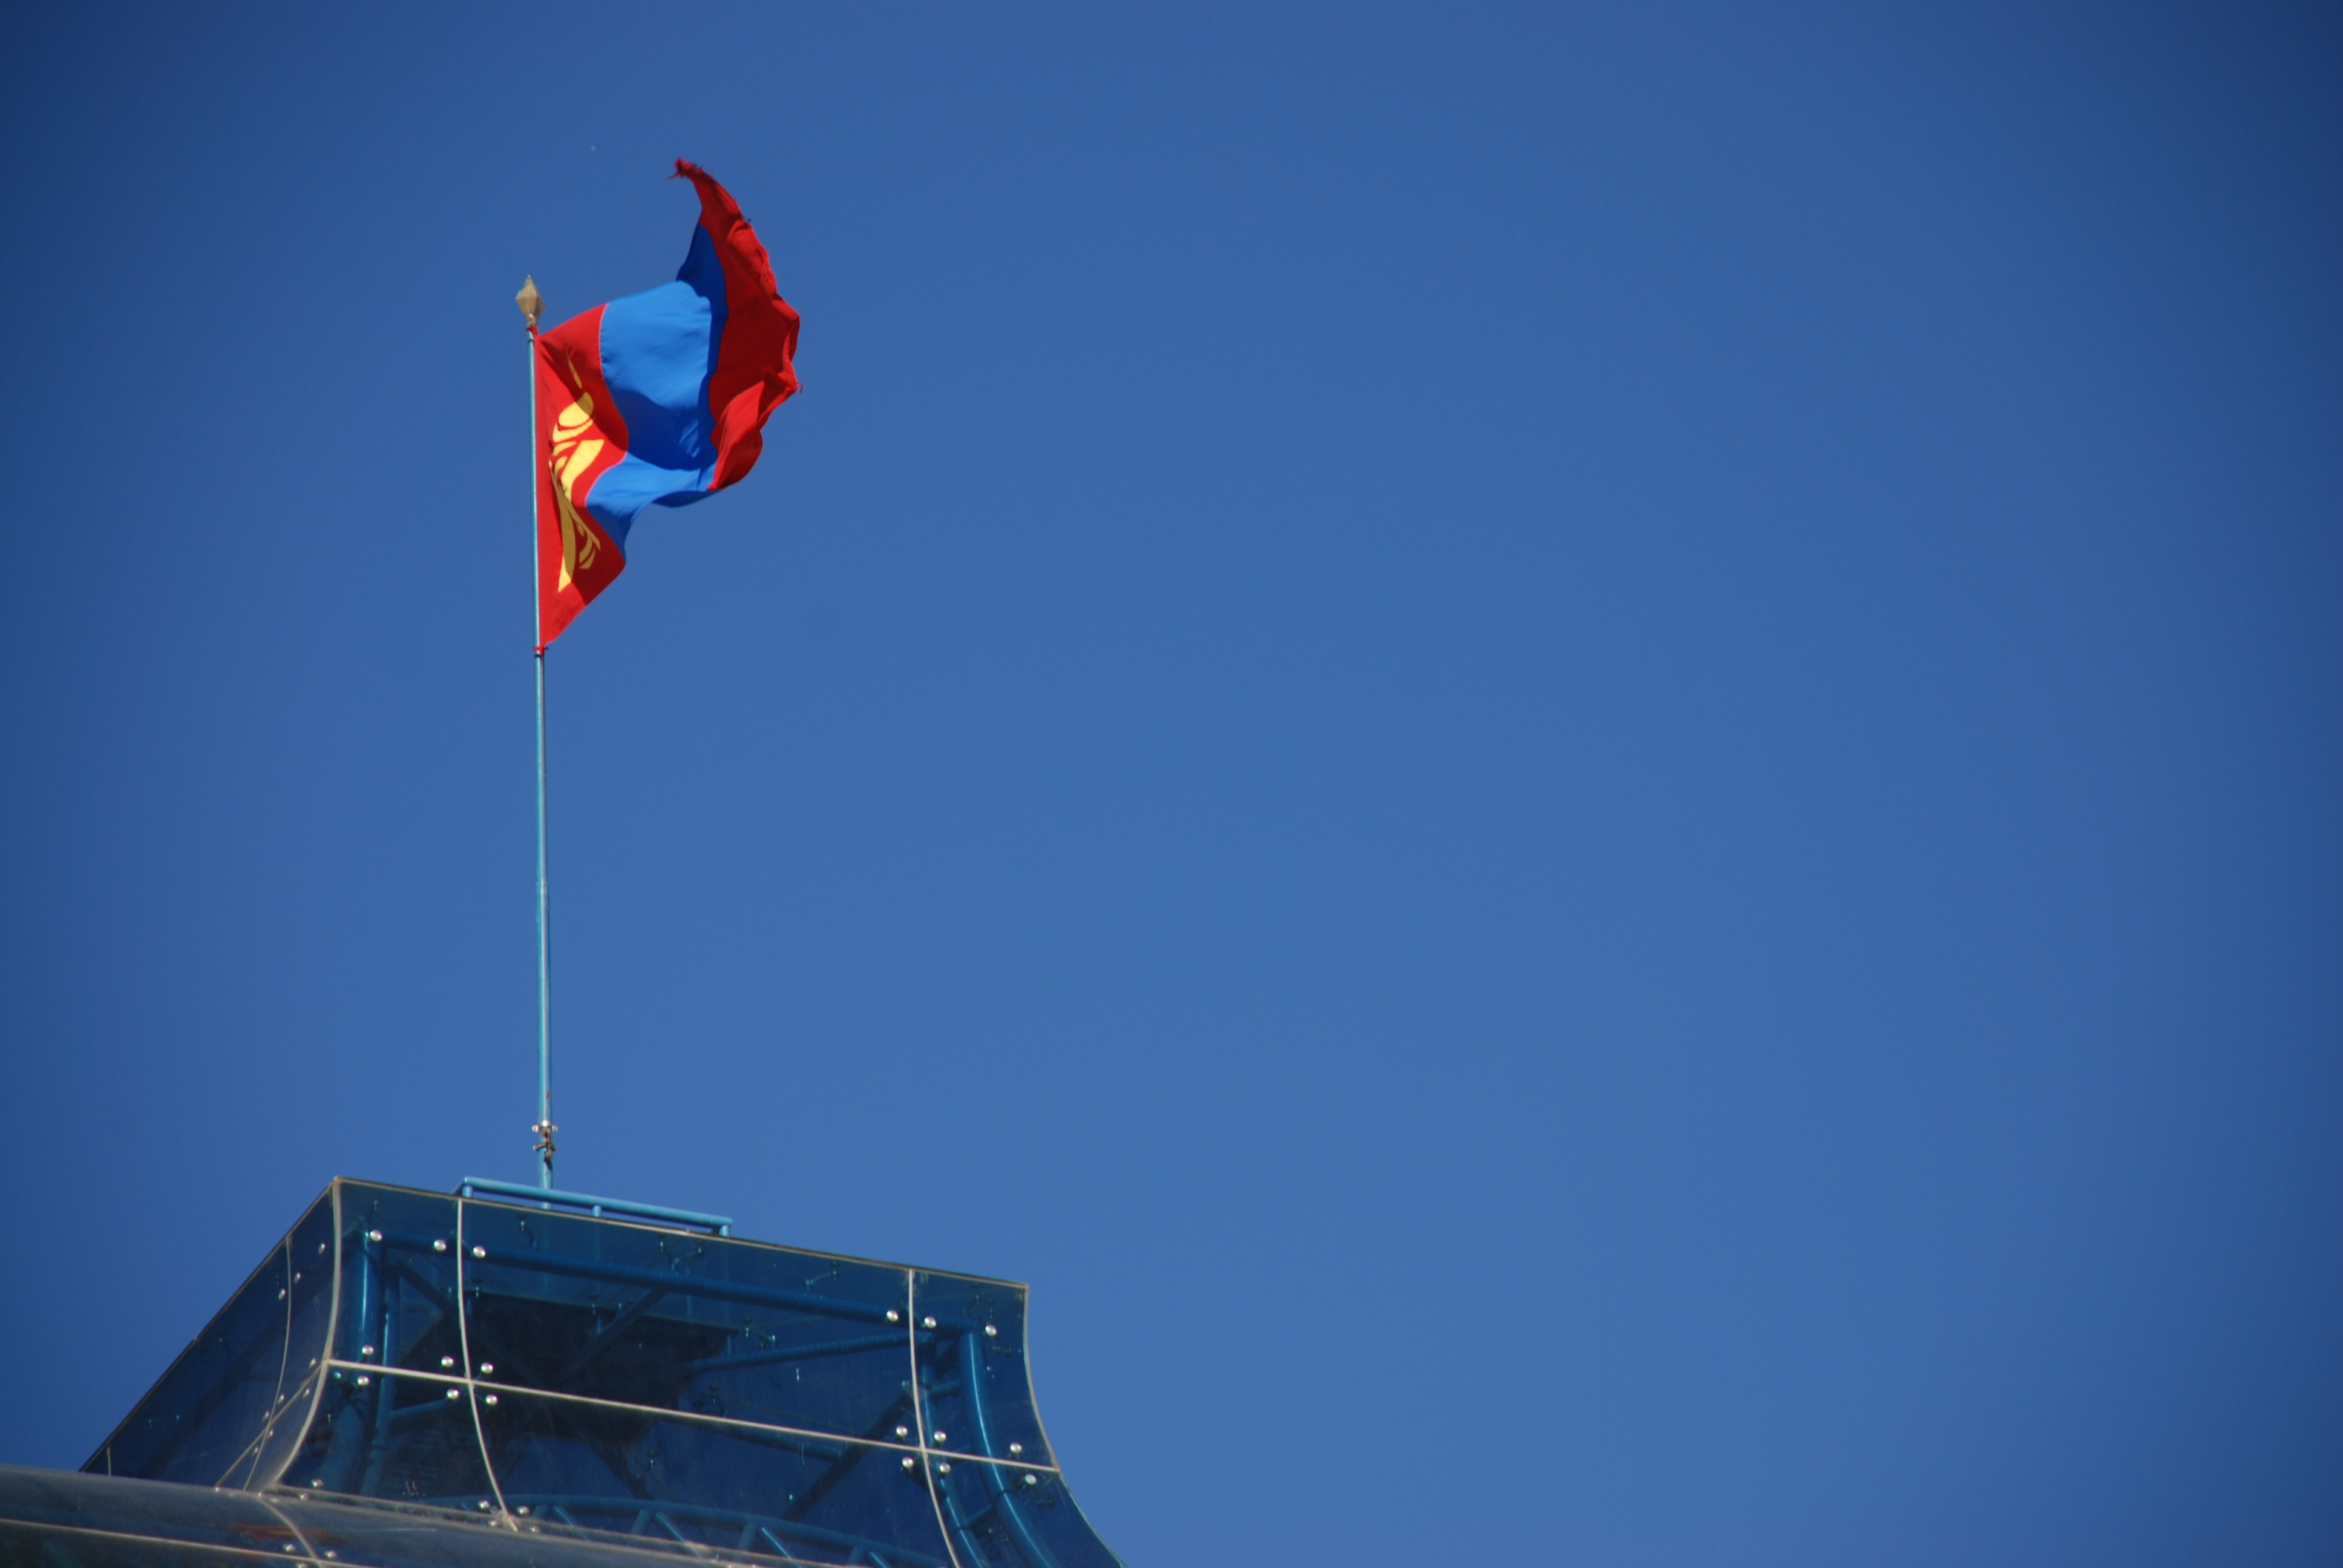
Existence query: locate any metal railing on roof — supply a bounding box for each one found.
[456,1177,732,1235]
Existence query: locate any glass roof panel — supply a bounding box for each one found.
[0,1466,307,1561]
[930,1458,1124,1568]
[458,1197,919,1446]
[252,1194,343,1485]
[274,1369,497,1510]
[912,1269,1053,1468]
[335,1185,464,1379]
[478,1390,956,1567]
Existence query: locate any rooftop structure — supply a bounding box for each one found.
[1,1178,1122,1567]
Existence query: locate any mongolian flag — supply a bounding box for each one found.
[532,161,801,647]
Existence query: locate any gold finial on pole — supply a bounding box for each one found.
[516,276,545,330]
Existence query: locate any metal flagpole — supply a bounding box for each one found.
[517,276,556,1189]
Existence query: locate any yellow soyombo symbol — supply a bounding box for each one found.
[548,387,606,593]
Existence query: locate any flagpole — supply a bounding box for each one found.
[517,276,555,1190]
[534,645,552,1187]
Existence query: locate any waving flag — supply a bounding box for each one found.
[532,161,801,647]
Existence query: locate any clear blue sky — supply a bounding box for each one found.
[2,5,2337,1564]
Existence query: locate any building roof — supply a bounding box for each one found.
[15,1178,1121,1568]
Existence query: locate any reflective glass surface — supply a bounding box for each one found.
[334,1186,464,1378]
[459,1201,917,1445]
[248,1370,324,1492]
[0,1520,262,1567]
[251,1195,344,1486]
[283,1194,339,1394]
[73,1178,1124,1568]
[7,1462,998,1568]
[930,1460,1122,1568]
[480,1391,953,1566]
[913,1270,1053,1466]
[0,1464,311,1561]
[274,1371,496,1509]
